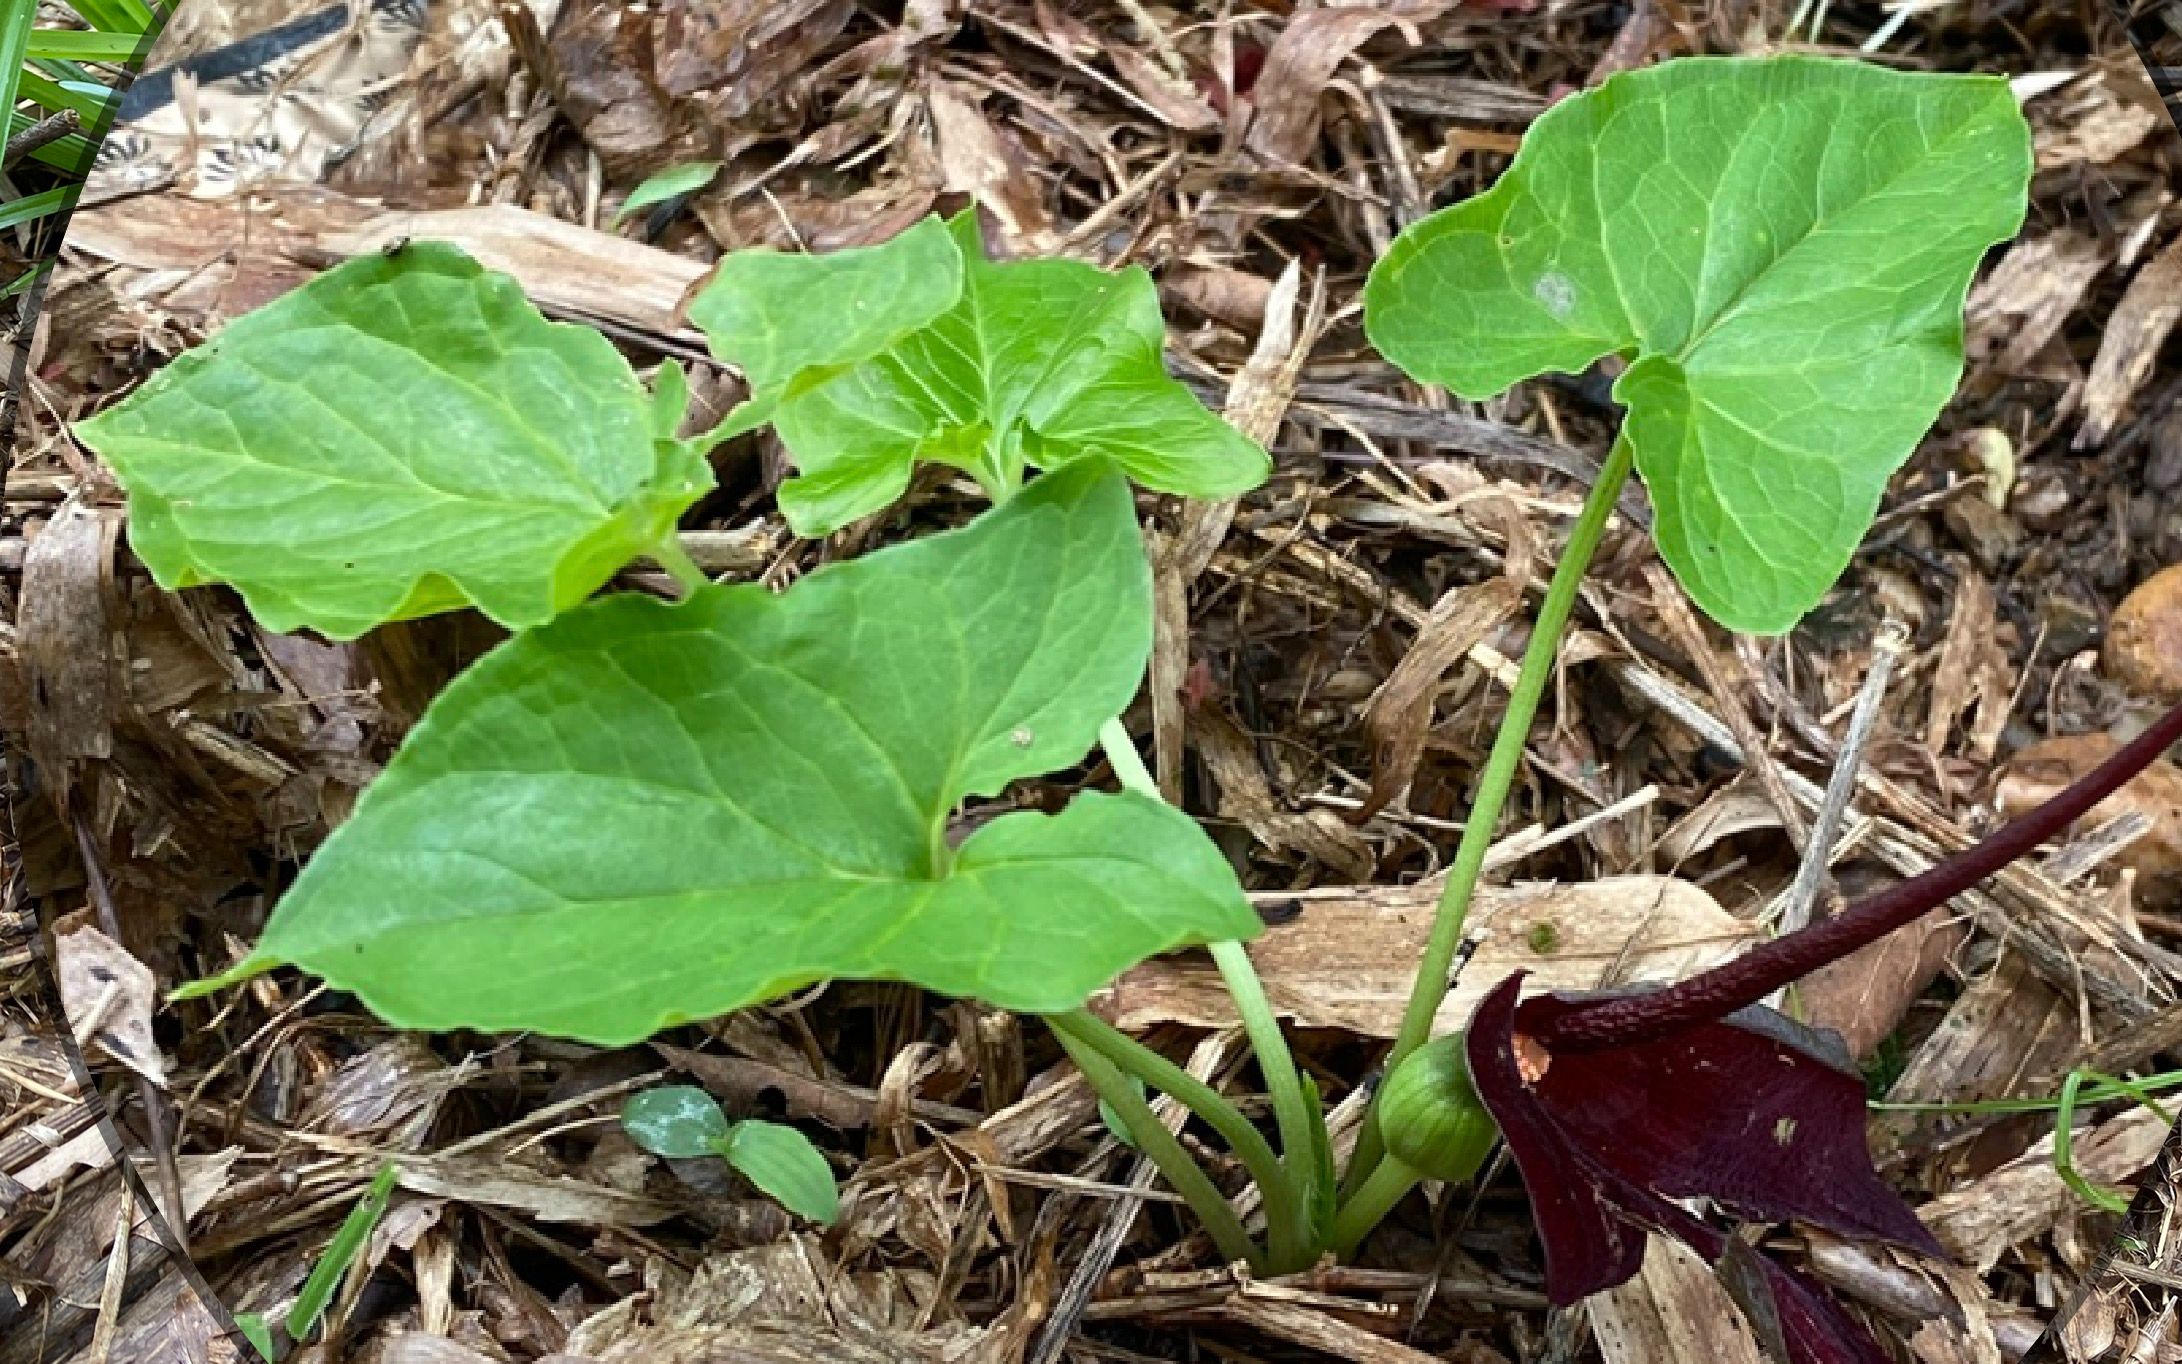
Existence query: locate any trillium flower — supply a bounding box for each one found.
[1463,700,2182,1364]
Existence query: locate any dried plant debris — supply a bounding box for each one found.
[9,2,2182,1363]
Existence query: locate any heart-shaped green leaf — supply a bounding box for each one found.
[693,213,1270,536]
[183,463,1258,1043]
[622,1085,733,1159]
[1365,56,2031,633]
[75,244,713,639]
[719,1120,839,1225]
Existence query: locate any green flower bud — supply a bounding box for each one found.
[1377,1033,1497,1184]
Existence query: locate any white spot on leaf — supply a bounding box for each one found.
[1532,271,1577,319]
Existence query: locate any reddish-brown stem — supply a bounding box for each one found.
[1540,699,2182,1053]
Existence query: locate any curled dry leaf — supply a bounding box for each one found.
[927,81,1053,249]
[1358,575,1525,822]
[1104,875,1758,1037]
[54,924,166,1088]
[2105,565,2182,702]
[1193,704,1376,880]
[1245,0,1455,164]
[1999,733,2182,907]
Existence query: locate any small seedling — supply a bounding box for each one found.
[85,51,2120,1364]
[229,1162,399,1361]
[615,160,722,227]
[622,1085,839,1225]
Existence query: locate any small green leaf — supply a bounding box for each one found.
[233,1312,278,1361]
[718,1120,839,1224]
[615,160,722,225]
[693,213,1270,536]
[190,462,1259,1042]
[76,244,713,639]
[622,1085,733,1158]
[1365,56,2031,633]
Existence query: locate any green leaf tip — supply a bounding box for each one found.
[237,461,1260,1045]
[75,242,715,640]
[1364,55,2032,634]
[691,212,1271,536]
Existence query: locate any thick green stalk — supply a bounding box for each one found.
[652,536,711,596]
[1348,436,1637,1193]
[1097,721,1322,1261]
[1328,1158,1421,1259]
[1050,1023,1264,1268]
[1050,1010,1311,1268]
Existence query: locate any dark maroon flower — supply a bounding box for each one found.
[1462,697,2182,1363]
[1467,976,1925,1364]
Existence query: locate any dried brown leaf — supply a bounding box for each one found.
[54,925,164,1088]
[1246,1,1455,165]
[20,496,118,792]
[2079,232,2182,449]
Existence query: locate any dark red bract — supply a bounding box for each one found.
[1467,975,1937,1364]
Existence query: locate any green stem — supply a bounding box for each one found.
[1096,720,1322,1264]
[1329,1158,1421,1259]
[1209,940,1320,1222]
[652,535,710,597]
[1051,1010,1310,1269]
[1348,435,1637,1195]
[1050,1024,1265,1268]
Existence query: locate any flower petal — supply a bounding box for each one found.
[1466,974,1648,1301]
[1515,991,1942,1257]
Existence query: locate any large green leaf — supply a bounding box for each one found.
[1365,56,2030,633]
[183,463,1259,1043]
[693,213,1270,535]
[76,245,713,639]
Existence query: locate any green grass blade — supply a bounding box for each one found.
[0,0,37,131]
[285,1163,399,1343]
[17,67,111,121]
[58,0,157,32]
[0,185,79,230]
[24,29,143,60]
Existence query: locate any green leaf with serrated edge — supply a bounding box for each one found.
[1364,56,2030,634]
[180,463,1259,1043]
[75,244,713,640]
[623,1085,733,1159]
[700,211,1269,536]
[718,1121,839,1224]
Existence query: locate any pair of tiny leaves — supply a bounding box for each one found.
[74,212,1267,641]
[177,463,1264,1042]
[1366,55,2032,634]
[622,1085,839,1226]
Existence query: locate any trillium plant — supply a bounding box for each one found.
[78,53,2152,1363]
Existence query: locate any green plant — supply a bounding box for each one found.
[84,52,2111,1364]
[1,0,164,288]
[622,1086,839,1224]
[232,1162,399,1361]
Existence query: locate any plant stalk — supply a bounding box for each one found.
[1049,1022,1265,1269]
[1329,1158,1421,1259]
[1350,436,1636,1191]
[652,535,712,597]
[1051,1009,1312,1268]
[1096,719,1321,1264]
[1542,696,2182,1052]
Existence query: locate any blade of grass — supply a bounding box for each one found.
[0,1,35,131]
[60,0,157,34]
[0,184,79,230]
[17,67,111,121]
[286,1162,399,1343]
[23,29,139,61]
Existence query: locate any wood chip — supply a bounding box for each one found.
[1105,876,1759,1037]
